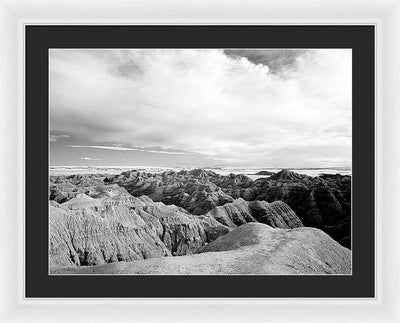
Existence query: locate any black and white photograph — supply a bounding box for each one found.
[49,48,352,275]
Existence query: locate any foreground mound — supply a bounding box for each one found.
[52,223,351,275]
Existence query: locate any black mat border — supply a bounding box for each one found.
[25,25,375,298]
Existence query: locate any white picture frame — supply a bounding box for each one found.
[0,0,398,322]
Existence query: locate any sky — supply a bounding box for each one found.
[50,49,352,168]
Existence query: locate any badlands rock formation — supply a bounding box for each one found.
[206,198,303,229]
[50,188,301,269]
[255,170,351,248]
[49,167,352,274]
[52,223,351,275]
[104,169,235,214]
[96,168,351,247]
[49,173,127,203]
[50,191,230,268]
[251,170,275,176]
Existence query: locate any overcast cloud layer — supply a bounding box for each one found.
[50,49,351,167]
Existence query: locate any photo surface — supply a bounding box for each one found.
[49,49,352,275]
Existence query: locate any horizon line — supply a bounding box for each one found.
[49,165,352,169]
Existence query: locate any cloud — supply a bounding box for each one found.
[224,49,308,75]
[50,49,351,167]
[68,145,192,155]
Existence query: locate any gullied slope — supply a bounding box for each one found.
[206,198,303,229]
[50,192,230,268]
[248,200,303,228]
[254,170,351,247]
[52,223,351,275]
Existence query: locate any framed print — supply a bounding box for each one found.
[1,0,400,321]
[25,25,374,298]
